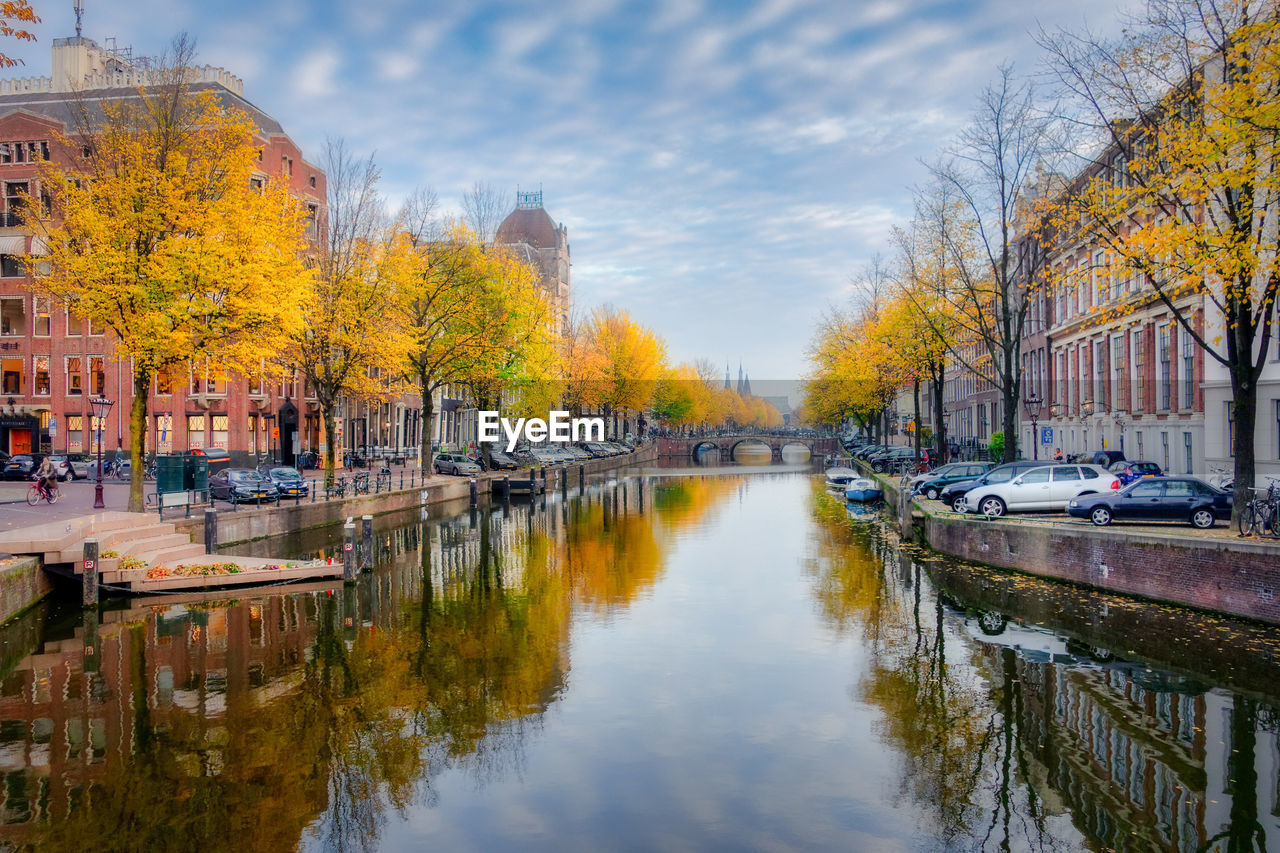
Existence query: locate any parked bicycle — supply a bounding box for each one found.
[1237,476,1280,538]
[352,472,371,495]
[25,479,59,505]
[1208,466,1235,492]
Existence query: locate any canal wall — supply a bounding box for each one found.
[175,443,658,546]
[920,513,1280,626]
[0,557,50,626]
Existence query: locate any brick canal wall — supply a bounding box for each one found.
[920,512,1280,626]
[0,557,50,626]
[175,443,658,546]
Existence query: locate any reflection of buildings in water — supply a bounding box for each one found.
[0,597,323,846]
[986,645,1280,852]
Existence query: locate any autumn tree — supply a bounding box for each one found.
[389,213,551,475]
[288,139,411,487]
[27,45,312,511]
[461,180,511,245]
[0,1,38,68]
[1039,0,1280,512]
[580,307,667,437]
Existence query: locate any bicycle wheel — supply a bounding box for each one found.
[1238,501,1258,536]
[1267,503,1280,538]
[47,487,59,505]
[25,485,39,506]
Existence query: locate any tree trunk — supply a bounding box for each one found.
[912,379,922,464]
[1230,372,1256,525]
[420,376,435,478]
[128,370,150,513]
[1002,380,1018,463]
[321,402,337,489]
[931,363,946,464]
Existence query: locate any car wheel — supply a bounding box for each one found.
[979,496,1006,518]
[1089,506,1112,526]
[951,495,967,513]
[1190,508,1216,529]
[925,487,939,500]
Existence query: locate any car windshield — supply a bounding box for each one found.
[1134,462,1161,474]
[271,467,301,480]
[229,471,265,482]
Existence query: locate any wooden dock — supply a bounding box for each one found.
[0,512,341,596]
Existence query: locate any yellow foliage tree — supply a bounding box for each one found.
[1041,0,1280,510]
[28,82,313,511]
[579,307,667,437]
[0,1,38,68]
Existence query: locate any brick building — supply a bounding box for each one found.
[0,34,340,466]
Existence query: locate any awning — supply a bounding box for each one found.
[26,236,47,256]
[0,235,24,254]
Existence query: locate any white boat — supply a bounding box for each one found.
[845,478,883,502]
[825,467,858,487]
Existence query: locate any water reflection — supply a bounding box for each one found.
[0,475,1276,850]
[810,487,1280,852]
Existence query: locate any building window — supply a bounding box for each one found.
[156,366,174,396]
[305,204,318,238]
[0,356,21,394]
[1183,432,1193,474]
[33,297,49,336]
[3,180,27,225]
[67,414,83,452]
[187,415,206,450]
[0,254,23,277]
[34,356,49,395]
[156,414,173,453]
[1134,330,1145,412]
[1159,325,1171,410]
[0,296,23,335]
[211,415,229,449]
[66,356,82,395]
[1111,336,1124,411]
[67,312,82,336]
[89,356,105,396]
[1227,403,1235,456]
[1094,339,1105,408]
[249,415,259,454]
[1181,331,1195,409]
[309,175,316,188]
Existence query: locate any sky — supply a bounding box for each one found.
[10,0,1135,390]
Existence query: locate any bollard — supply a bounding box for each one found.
[560,468,567,493]
[502,475,511,500]
[400,471,404,490]
[343,521,357,582]
[540,466,547,488]
[204,508,218,554]
[529,468,536,495]
[82,538,99,608]
[361,514,374,571]
[469,478,478,508]
[579,465,585,489]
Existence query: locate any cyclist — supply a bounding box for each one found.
[34,456,58,501]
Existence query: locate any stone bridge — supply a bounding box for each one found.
[657,434,839,462]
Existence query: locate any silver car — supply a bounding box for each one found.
[433,453,481,475]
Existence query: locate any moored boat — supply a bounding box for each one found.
[845,478,883,502]
[825,467,858,487]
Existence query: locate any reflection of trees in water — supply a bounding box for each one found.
[807,488,1079,851]
[809,487,1280,852]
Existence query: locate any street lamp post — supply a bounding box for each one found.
[89,396,114,509]
[1023,391,1043,461]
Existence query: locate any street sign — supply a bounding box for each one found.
[1040,427,1053,445]
[48,416,57,438]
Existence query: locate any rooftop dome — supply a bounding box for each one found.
[495,206,559,250]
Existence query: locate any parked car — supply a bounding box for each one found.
[434,453,481,475]
[486,450,520,470]
[209,468,278,503]
[942,460,1067,513]
[854,444,887,460]
[913,462,994,501]
[265,466,310,497]
[63,453,92,480]
[871,447,919,473]
[1067,477,1232,529]
[1108,459,1163,486]
[1087,450,1126,467]
[45,454,80,481]
[962,464,1121,517]
[1,454,42,480]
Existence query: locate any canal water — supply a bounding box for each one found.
[1,468,1278,851]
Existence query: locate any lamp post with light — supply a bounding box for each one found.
[90,396,114,509]
[1023,391,1043,460]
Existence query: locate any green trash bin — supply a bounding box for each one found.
[183,454,209,493]
[156,455,184,494]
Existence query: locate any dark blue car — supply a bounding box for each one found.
[1108,459,1163,486]
[1066,477,1231,529]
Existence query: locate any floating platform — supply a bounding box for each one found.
[490,478,546,495]
[0,511,340,596]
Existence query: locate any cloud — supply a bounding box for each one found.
[289,46,341,99]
